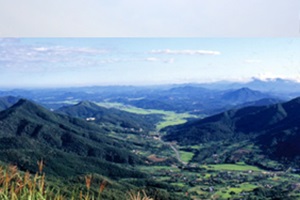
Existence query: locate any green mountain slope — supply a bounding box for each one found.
[0,99,144,178]
[234,98,283,109]
[164,97,300,166]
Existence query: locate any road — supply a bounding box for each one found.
[168,142,187,165]
[157,135,187,165]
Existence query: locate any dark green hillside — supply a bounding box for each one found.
[0,96,19,111]
[163,99,294,144]
[0,99,144,178]
[164,97,300,166]
[255,98,300,161]
[57,101,162,132]
[221,87,271,105]
[234,98,283,109]
[163,106,262,144]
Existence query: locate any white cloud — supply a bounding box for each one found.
[150,49,221,55]
[255,72,290,81]
[244,59,262,64]
[145,57,160,62]
[0,40,110,70]
[164,58,174,64]
[33,47,48,52]
[144,57,175,64]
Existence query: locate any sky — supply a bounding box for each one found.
[0,0,300,37]
[0,38,300,88]
[0,1,300,88]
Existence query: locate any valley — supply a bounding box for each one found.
[1,81,300,199]
[60,98,300,199]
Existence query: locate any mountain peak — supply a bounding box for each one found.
[12,99,38,108]
[237,87,252,92]
[221,87,268,104]
[4,99,53,120]
[77,100,93,106]
[75,101,101,109]
[230,87,256,94]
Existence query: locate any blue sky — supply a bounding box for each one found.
[0,0,300,37]
[0,38,300,88]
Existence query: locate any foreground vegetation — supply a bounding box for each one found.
[4,158,300,200]
[0,163,155,200]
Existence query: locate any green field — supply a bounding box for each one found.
[179,151,194,163]
[214,183,258,199]
[206,162,262,172]
[138,165,180,173]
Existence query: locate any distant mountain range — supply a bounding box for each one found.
[0,99,144,178]
[1,79,297,115]
[197,78,300,94]
[114,86,278,115]
[0,96,19,111]
[164,97,300,167]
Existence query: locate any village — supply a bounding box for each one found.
[141,162,300,199]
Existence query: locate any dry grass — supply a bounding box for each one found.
[0,162,154,200]
[0,164,47,199]
[127,190,154,200]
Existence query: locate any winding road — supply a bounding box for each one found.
[157,135,187,165]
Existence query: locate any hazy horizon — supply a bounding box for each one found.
[0,77,299,90]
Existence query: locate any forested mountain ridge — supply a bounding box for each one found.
[164,97,300,166]
[56,100,162,132]
[233,98,283,109]
[0,99,144,178]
